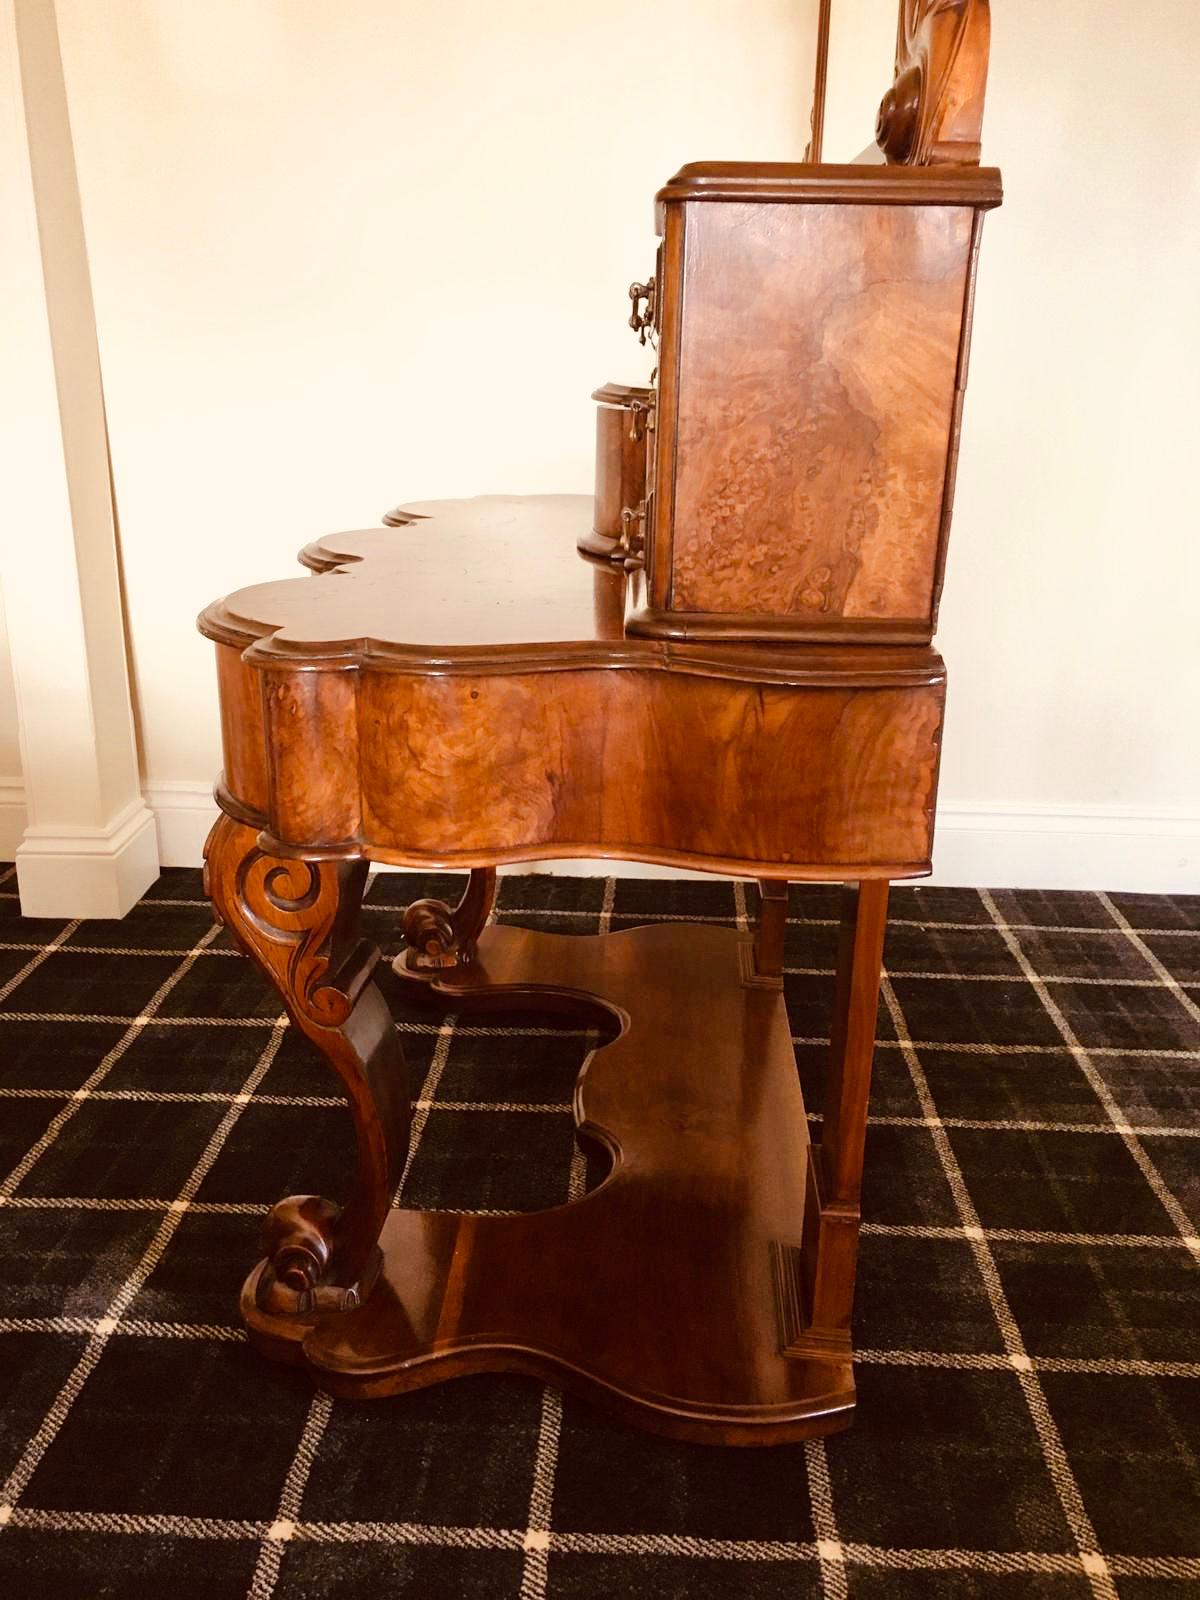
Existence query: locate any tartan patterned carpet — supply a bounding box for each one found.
[0,860,1197,1600]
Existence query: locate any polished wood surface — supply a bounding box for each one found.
[200,497,947,880]
[399,865,496,973]
[581,382,651,563]
[666,201,972,624]
[804,0,833,163]
[642,160,998,641]
[352,664,942,875]
[201,493,909,1440]
[653,161,1000,209]
[198,0,997,1444]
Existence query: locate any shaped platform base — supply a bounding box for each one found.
[242,921,857,1445]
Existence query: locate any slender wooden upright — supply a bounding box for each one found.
[808,882,891,1341]
[198,0,998,1444]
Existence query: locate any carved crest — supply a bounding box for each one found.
[876,0,990,166]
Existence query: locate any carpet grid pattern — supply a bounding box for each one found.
[0,862,1196,1598]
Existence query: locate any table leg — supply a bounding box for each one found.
[204,814,411,1321]
[807,878,889,1337]
[754,878,789,981]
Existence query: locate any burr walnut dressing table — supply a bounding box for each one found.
[200,0,1000,1445]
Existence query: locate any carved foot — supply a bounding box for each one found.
[255,1194,377,1316]
[397,867,497,975]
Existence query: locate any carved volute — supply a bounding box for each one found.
[876,0,991,166]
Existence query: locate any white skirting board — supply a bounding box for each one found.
[16,802,159,919]
[134,783,1200,896]
[0,779,28,863]
[1,786,160,918]
[5,781,1194,896]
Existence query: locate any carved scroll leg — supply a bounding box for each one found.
[807,879,889,1339]
[396,866,497,976]
[203,814,411,1323]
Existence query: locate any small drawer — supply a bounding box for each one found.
[581,381,653,564]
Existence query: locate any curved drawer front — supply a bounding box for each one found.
[218,656,943,879]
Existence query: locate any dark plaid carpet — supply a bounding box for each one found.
[0,861,1197,1599]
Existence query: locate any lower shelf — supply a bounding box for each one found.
[244,921,855,1445]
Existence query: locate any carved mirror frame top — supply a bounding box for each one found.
[876,0,991,166]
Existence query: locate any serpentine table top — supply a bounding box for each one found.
[199,494,945,881]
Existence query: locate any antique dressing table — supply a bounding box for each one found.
[200,0,999,1445]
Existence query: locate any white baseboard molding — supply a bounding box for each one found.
[15,797,160,918]
[146,781,219,870]
[928,802,1200,893]
[0,778,26,861]
[137,783,1200,896]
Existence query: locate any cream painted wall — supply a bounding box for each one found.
[5,0,1195,887]
[0,575,21,863]
[51,0,810,793]
[0,593,19,774]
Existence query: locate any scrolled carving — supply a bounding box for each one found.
[257,1194,358,1316]
[399,868,497,975]
[263,1194,336,1292]
[262,860,321,916]
[876,0,990,167]
[223,847,377,1028]
[402,897,461,969]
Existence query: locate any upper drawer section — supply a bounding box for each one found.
[637,165,999,645]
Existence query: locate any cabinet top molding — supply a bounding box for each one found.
[656,162,1001,209]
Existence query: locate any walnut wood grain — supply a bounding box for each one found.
[652,199,976,630]
[354,665,942,874]
[643,7,1000,644]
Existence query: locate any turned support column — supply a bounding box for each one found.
[204,813,411,1326]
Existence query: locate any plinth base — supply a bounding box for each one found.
[243,922,854,1445]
